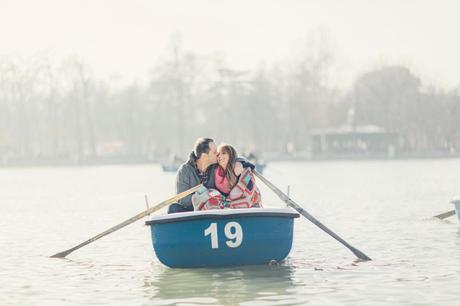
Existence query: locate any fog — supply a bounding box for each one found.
[1,0,459,165]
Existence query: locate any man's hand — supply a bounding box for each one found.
[238,158,255,170]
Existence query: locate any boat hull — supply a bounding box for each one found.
[146,208,299,268]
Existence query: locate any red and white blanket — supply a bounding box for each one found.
[192,168,262,210]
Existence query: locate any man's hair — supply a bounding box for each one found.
[193,138,214,159]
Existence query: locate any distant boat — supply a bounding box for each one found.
[145,208,299,268]
[161,154,184,172]
[161,163,180,172]
[452,197,460,221]
[245,152,267,174]
[255,162,266,174]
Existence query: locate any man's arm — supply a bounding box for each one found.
[176,166,194,208]
[236,156,255,170]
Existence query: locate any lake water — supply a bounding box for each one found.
[1,160,459,305]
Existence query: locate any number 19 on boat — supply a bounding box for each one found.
[204,221,243,249]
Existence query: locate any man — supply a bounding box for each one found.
[168,138,218,213]
[168,137,255,214]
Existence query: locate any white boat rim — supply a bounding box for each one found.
[147,207,299,224]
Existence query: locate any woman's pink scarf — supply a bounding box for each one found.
[215,166,231,194]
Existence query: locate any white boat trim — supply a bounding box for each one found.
[147,207,299,224]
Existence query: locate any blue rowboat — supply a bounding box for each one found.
[145,208,299,268]
[452,197,460,221]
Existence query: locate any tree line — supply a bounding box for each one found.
[0,38,459,165]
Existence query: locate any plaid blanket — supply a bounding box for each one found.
[192,168,262,210]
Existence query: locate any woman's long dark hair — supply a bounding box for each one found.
[219,144,238,188]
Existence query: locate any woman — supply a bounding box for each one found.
[215,144,243,195]
[214,143,262,209]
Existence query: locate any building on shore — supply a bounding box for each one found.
[310,125,399,159]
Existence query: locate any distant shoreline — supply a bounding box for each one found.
[2,152,460,168]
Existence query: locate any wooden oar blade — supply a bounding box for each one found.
[350,246,372,261]
[433,210,455,220]
[50,250,72,258]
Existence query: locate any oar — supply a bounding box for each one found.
[51,184,202,258]
[433,210,455,220]
[253,171,372,261]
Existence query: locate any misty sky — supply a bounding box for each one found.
[1,0,459,89]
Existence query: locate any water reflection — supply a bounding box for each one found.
[143,263,300,305]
